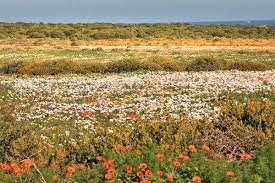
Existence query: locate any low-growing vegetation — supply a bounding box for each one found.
[0,22,274,182]
[0,89,274,182]
[0,57,273,75]
[0,70,274,182]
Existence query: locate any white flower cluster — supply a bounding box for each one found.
[0,70,274,126]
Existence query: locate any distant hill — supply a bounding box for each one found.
[190,20,275,26]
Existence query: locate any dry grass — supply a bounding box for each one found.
[1,38,275,51]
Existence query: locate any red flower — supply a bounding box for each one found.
[22,159,32,169]
[173,160,181,167]
[167,174,174,182]
[125,145,133,152]
[157,170,163,177]
[97,156,105,161]
[226,171,234,177]
[240,153,249,160]
[192,176,202,183]
[156,154,165,161]
[105,173,113,180]
[136,171,143,177]
[202,145,210,152]
[139,163,148,169]
[82,111,88,117]
[145,170,153,177]
[188,145,197,152]
[136,150,142,156]
[126,166,134,173]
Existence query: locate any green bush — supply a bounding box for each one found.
[0,58,272,75]
[0,61,22,74]
[151,57,185,71]
[186,57,222,71]
[0,23,274,40]
[106,59,142,72]
[227,60,268,71]
[17,60,79,75]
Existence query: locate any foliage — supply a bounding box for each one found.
[0,58,272,75]
[0,23,274,40]
[186,57,222,71]
[227,60,269,71]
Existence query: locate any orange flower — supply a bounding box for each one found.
[97,156,105,161]
[136,171,143,177]
[226,171,234,177]
[140,180,151,183]
[126,166,134,173]
[136,150,142,156]
[103,160,114,169]
[10,163,23,174]
[156,154,165,161]
[202,145,210,152]
[129,113,138,120]
[157,170,163,176]
[52,175,59,181]
[167,174,174,182]
[240,153,249,160]
[115,144,124,151]
[227,154,233,160]
[173,160,181,167]
[188,145,197,152]
[192,176,202,183]
[22,159,32,169]
[0,163,11,171]
[105,173,113,180]
[125,145,133,152]
[145,170,153,177]
[179,154,190,161]
[139,163,148,169]
[108,168,116,175]
[65,166,75,177]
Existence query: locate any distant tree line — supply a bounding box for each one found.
[0,22,274,40]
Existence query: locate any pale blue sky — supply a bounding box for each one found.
[0,0,274,23]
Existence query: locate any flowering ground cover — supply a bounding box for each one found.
[0,70,274,182]
[1,71,274,123]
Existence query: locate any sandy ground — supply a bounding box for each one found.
[0,43,275,52]
[78,45,275,52]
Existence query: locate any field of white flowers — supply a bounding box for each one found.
[1,70,274,127]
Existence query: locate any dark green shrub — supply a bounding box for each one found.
[227,61,268,71]
[140,61,163,71]
[186,57,222,71]
[151,57,184,71]
[0,61,22,74]
[17,60,79,75]
[26,31,46,38]
[106,59,142,72]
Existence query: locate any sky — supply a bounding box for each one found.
[0,0,275,23]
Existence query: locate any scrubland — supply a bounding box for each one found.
[0,23,274,182]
